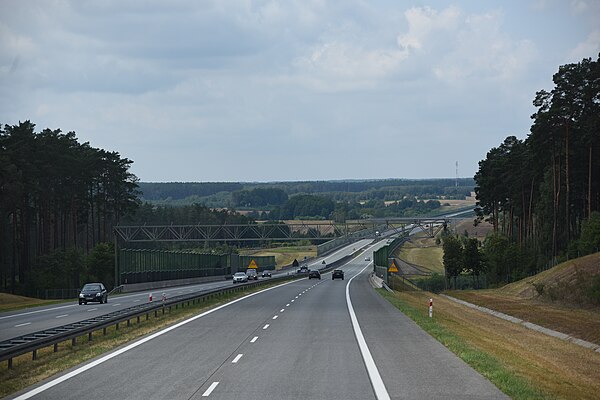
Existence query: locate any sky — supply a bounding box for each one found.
[1,1,599,183]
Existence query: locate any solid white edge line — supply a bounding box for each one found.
[346,264,391,400]
[232,354,243,363]
[13,279,298,400]
[202,381,219,397]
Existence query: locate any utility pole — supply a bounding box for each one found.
[455,161,459,187]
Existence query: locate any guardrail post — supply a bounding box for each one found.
[146,313,149,320]
[8,358,12,369]
[32,349,37,360]
[72,337,76,346]
[127,319,131,327]
[103,327,107,335]
[137,316,140,324]
[88,332,93,342]
[54,343,58,352]
[116,323,119,330]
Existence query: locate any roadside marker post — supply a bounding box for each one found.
[429,298,433,318]
[161,293,167,302]
[149,293,153,303]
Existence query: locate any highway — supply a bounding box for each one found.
[0,240,373,342]
[9,241,506,400]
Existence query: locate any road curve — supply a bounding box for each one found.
[9,245,507,400]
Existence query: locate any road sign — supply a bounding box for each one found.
[388,260,399,273]
[248,259,258,269]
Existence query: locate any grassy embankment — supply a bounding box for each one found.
[385,223,600,399]
[0,293,65,313]
[0,280,291,398]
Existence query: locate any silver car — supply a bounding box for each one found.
[233,272,248,283]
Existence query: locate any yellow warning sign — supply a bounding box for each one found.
[388,260,399,273]
[248,259,258,269]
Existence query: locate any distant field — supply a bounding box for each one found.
[453,218,493,241]
[240,245,316,269]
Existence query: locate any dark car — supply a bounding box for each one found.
[308,270,321,279]
[262,270,272,278]
[332,270,344,280]
[297,265,309,274]
[79,283,108,305]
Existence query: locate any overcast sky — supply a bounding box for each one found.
[1,1,599,182]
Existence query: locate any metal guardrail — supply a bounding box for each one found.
[0,251,360,370]
[0,275,297,369]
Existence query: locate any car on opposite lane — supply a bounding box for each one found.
[79,283,108,305]
[308,269,321,279]
[246,269,258,280]
[233,272,249,283]
[332,270,344,280]
[261,270,272,278]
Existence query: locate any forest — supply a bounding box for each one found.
[0,121,140,294]
[140,178,474,207]
[471,54,600,284]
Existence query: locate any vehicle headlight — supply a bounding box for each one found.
[96,293,102,297]
[79,293,84,298]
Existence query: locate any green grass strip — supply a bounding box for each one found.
[377,289,551,400]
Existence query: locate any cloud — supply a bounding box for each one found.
[397,6,461,52]
[292,41,408,91]
[568,30,600,61]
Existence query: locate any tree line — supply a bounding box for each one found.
[0,121,140,293]
[473,54,600,283]
[138,179,474,206]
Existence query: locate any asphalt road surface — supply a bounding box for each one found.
[0,240,372,342]
[10,244,507,400]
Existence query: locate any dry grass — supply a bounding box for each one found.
[395,233,444,274]
[386,290,600,400]
[449,253,600,344]
[0,293,64,312]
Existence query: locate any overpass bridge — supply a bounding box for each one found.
[113,217,458,243]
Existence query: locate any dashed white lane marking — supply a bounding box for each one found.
[232,354,243,363]
[280,309,285,312]
[112,304,120,307]
[56,314,68,318]
[272,315,278,320]
[133,300,140,302]
[291,300,295,302]
[251,336,258,343]
[202,382,219,397]
[15,322,31,327]
[286,304,290,307]
[295,296,298,299]
[87,308,97,312]
[263,324,270,330]
[12,279,300,400]
[346,264,391,400]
